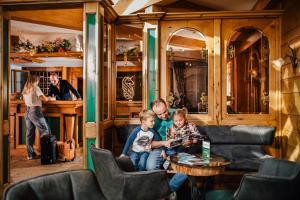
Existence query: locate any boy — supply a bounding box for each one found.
[120,110,156,171]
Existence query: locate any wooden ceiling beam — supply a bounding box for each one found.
[113,0,165,15]
[169,35,206,49]
[235,32,262,54]
[7,8,83,30]
[252,0,271,10]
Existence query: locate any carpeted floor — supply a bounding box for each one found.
[10,148,84,183]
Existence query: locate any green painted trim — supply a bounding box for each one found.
[3,135,9,183]
[86,138,96,171]
[99,15,103,121]
[147,29,156,109]
[86,13,96,122]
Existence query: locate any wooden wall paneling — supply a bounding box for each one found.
[221,18,280,124]
[111,23,116,119]
[106,23,112,121]
[281,77,300,93]
[281,129,300,161]
[214,19,221,124]
[281,93,300,116]
[281,1,300,160]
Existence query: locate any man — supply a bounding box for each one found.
[48,72,81,100]
[147,98,188,194]
[146,98,174,170]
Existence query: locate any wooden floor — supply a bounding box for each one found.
[10,148,84,183]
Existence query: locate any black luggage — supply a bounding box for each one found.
[41,135,57,164]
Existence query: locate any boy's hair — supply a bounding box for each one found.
[172,108,188,121]
[139,110,155,123]
[150,98,167,110]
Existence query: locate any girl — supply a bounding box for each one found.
[22,74,52,160]
[162,108,203,158]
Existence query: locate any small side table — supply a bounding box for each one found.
[171,155,230,200]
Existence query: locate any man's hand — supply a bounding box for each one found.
[47,97,56,101]
[163,140,172,148]
[77,98,82,101]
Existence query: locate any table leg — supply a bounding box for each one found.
[189,176,213,200]
[64,114,75,140]
[189,176,202,200]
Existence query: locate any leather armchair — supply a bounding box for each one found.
[3,169,106,200]
[206,158,300,200]
[90,145,171,200]
[233,158,300,200]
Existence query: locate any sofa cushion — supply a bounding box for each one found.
[197,125,275,145]
[4,170,106,200]
[115,124,139,144]
[211,145,272,170]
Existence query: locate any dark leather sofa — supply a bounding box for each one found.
[3,150,170,200]
[115,125,276,171]
[3,169,106,200]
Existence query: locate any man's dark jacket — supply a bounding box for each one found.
[48,80,81,100]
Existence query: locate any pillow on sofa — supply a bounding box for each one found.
[198,125,275,145]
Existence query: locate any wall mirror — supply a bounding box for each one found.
[166,28,208,114]
[226,27,269,114]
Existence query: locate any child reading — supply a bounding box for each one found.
[162,108,203,159]
[120,110,156,171]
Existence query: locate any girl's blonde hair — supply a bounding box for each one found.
[22,74,40,95]
[173,108,188,123]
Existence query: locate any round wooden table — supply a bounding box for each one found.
[171,155,230,200]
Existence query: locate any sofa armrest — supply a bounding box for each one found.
[116,156,135,172]
[234,174,296,200]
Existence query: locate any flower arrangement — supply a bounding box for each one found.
[13,38,71,54]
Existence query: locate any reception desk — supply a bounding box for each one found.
[10,100,83,149]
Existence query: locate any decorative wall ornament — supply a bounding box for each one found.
[227,45,235,59]
[198,92,208,112]
[122,76,135,100]
[261,91,269,106]
[287,36,300,72]
[199,49,208,60]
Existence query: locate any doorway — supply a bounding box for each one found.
[4,4,85,183]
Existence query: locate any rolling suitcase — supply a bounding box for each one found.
[41,135,57,164]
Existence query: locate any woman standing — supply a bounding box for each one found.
[22,74,51,160]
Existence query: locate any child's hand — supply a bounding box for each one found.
[192,138,198,144]
[119,154,126,158]
[183,140,192,147]
[161,150,167,159]
[163,140,172,148]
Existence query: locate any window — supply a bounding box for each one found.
[166,28,208,113]
[226,27,269,114]
[116,24,143,101]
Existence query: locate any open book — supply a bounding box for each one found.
[169,134,205,148]
[177,153,208,166]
